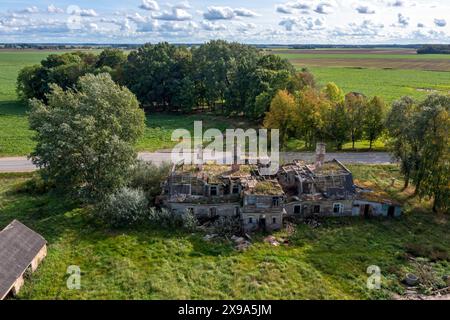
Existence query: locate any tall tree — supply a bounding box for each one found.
[413,95,450,213]
[123,42,193,111]
[325,102,350,150]
[294,88,332,149]
[323,82,345,104]
[363,96,386,150]
[17,52,100,102]
[345,92,367,150]
[29,73,145,201]
[263,90,296,146]
[386,96,420,189]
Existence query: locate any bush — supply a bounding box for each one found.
[404,243,449,262]
[212,216,241,236]
[148,208,198,231]
[15,175,56,195]
[98,187,149,228]
[128,161,172,205]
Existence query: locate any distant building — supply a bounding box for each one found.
[160,143,402,233]
[0,220,47,300]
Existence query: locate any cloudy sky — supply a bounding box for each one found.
[0,0,449,44]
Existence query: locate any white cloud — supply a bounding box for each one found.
[139,0,160,11]
[203,6,235,20]
[201,20,227,31]
[314,2,334,15]
[47,4,64,14]
[396,13,409,27]
[1,0,450,44]
[434,19,447,27]
[234,8,259,17]
[173,1,191,9]
[356,5,376,14]
[388,0,404,7]
[276,5,294,14]
[68,7,99,17]
[279,16,325,31]
[203,6,258,20]
[332,19,385,37]
[19,6,39,14]
[153,8,192,21]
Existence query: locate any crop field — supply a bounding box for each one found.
[1,48,450,156]
[1,165,448,299]
[274,48,450,102]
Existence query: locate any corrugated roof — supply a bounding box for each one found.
[0,220,46,299]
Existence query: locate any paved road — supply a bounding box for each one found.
[0,152,396,173]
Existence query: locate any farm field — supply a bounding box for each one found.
[1,48,450,156]
[274,48,450,103]
[1,165,448,299]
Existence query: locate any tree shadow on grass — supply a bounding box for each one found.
[0,100,28,116]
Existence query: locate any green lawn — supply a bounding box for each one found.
[307,67,450,103]
[286,137,386,152]
[0,166,448,299]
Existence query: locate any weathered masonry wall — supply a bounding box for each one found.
[285,199,354,217]
[167,202,241,217]
[353,200,402,217]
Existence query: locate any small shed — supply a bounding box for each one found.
[0,220,47,300]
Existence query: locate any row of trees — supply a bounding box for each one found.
[18,41,316,120]
[263,83,386,150]
[417,44,450,54]
[386,95,449,213]
[17,49,127,102]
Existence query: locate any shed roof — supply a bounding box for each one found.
[0,220,46,300]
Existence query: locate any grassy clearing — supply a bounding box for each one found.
[1,165,448,300]
[0,52,57,156]
[286,137,386,152]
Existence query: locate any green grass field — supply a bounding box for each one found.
[1,49,449,156]
[0,51,251,157]
[275,49,450,103]
[1,165,448,299]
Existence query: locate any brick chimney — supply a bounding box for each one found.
[315,142,326,168]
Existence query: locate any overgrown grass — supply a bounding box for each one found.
[0,165,448,300]
[286,138,386,152]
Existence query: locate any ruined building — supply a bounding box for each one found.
[160,143,402,232]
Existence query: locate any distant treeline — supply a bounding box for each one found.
[417,45,450,54]
[2,42,428,51]
[0,43,140,50]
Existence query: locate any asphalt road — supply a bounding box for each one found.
[0,152,396,173]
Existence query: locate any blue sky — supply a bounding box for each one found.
[0,0,449,43]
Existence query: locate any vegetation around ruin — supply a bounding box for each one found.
[0,165,448,300]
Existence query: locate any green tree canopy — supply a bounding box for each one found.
[363,96,386,150]
[29,73,145,201]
